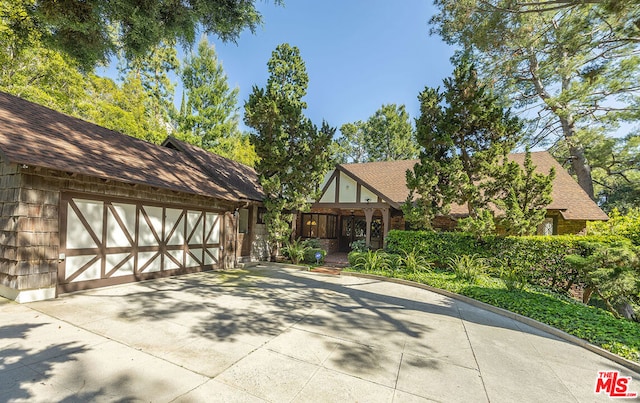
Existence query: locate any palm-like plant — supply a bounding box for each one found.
[281,238,309,265]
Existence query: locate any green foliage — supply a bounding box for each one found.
[554,133,639,213]
[350,250,392,272]
[212,132,259,167]
[120,41,178,134]
[334,122,368,163]
[385,230,488,266]
[334,104,418,163]
[1,0,276,68]
[447,255,487,283]
[498,263,528,292]
[565,240,639,318]
[393,249,433,273]
[385,230,632,292]
[304,248,327,264]
[244,43,334,252]
[430,0,640,200]
[456,208,496,238]
[489,150,555,236]
[0,29,170,144]
[362,104,418,161]
[349,239,368,253]
[281,238,309,265]
[405,56,522,231]
[588,208,640,246]
[179,38,241,151]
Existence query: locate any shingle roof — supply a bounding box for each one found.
[338,152,608,221]
[0,91,262,202]
[162,137,263,201]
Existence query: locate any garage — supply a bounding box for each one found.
[59,194,224,293]
[0,91,267,302]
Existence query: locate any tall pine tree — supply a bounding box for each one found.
[244,43,333,256]
[179,38,240,149]
[405,57,524,235]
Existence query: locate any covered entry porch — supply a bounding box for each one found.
[298,206,392,253]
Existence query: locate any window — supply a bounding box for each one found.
[257,207,266,224]
[238,208,249,234]
[537,217,555,235]
[301,213,337,239]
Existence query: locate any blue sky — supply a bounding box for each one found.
[206,1,455,134]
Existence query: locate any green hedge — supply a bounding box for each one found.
[386,230,491,263]
[385,230,631,290]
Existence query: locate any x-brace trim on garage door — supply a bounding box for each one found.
[58,193,223,293]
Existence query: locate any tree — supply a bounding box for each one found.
[2,0,279,69]
[334,122,368,163]
[118,41,178,139]
[213,132,259,167]
[404,57,523,234]
[363,104,418,161]
[178,38,241,150]
[489,150,555,236]
[430,0,640,200]
[335,104,418,163]
[553,133,639,212]
[404,88,465,229]
[84,73,169,144]
[244,43,333,256]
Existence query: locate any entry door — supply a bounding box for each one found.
[340,216,367,251]
[58,194,222,293]
[339,216,383,251]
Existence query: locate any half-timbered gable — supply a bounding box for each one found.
[299,155,608,254]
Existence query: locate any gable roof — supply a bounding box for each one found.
[334,152,608,221]
[162,137,263,201]
[0,91,262,202]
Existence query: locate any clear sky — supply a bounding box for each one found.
[207,1,456,134]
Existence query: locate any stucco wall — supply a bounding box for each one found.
[0,160,241,301]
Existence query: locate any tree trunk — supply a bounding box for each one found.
[582,286,594,304]
[568,143,595,201]
[558,115,596,200]
[527,52,596,201]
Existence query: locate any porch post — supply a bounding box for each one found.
[382,208,390,247]
[363,208,374,248]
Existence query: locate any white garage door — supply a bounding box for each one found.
[58,193,223,293]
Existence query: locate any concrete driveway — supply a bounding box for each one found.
[1,264,639,402]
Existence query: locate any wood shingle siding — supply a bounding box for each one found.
[0,92,264,302]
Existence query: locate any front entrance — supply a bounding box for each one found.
[339,215,383,251]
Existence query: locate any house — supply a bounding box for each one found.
[0,92,267,302]
[298,152,608,253]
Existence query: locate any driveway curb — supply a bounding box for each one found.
[341,271,640,374]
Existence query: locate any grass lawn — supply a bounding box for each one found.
[343,266,640,363]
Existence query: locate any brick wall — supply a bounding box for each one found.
[557,217,587,235]
[0,160,238,297]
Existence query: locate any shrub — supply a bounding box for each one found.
[302,238,321,248]
[565,240,639,318]
[304,248,327,264]
[447,254,488,283]
[281,238,309,264]
[351,250,391,272]
[386,230,630,291]
[499,265,528,291]
[385,230,489,267]
[394,249,433,273]
[588,208,640,246]
[349,239,368,252]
